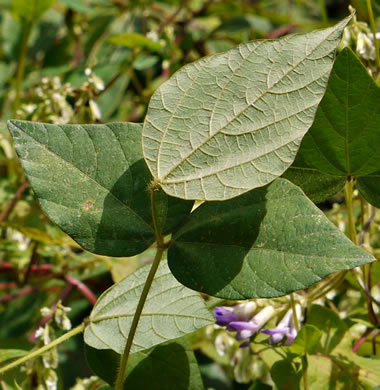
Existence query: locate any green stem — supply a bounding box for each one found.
[308,271,348,302]
[366,0,380,70]
[344,178,357,245]
[290,293,300,332]
[302,355,309,390]
[319,0,328,25]
[0,323,84,375]
[291,294,308,390]
[114,186,165,390]
[13,21,33,117]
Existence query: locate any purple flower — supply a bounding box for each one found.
[228,321,260,340]
[214,303,275,347]
[214,307,239,326]
[261,305,302,346]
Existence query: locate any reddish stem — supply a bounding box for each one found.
[0,262,51,275]
[352,328,374,353]
[0,180,29,222]
[266,25,296,38]
[64,275,97,305]
[0,282,18,289]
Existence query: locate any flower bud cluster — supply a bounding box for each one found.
[17,76,75,124]
[21,303,72,390]
[338,7,378,74]
[214,298,303,349]
[205,297,304,383]
[17,68,106,125]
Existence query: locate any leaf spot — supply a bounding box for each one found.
[83,200,94,211]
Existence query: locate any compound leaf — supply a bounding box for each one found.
[143,17,350,200]
[7,120,192,257]
[168,178,373,299]
[84,260,214,354]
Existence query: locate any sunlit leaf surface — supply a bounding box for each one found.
[143,18,350,200]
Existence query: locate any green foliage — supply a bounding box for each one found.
[142,17,350,201]
[298,47,380,177]
[168,178,373,298]
[86,338,204,389]
[7,120,193,256]
[287,324,322,355]
[1,2,380,389]
[84,260,214,354]
[109,33,163,52]
[12,0,55,23]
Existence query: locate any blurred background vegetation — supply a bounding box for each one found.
[0,1,379,389]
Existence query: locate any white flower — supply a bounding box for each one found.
[356,31,376,61]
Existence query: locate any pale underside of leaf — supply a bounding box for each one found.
[143,17,350,200]
[84,260,214,354]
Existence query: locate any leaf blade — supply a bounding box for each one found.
[143,17,350,200]
[7,120,192,256]
[168,178,374,299]
[296,47,380,177]
[84,260,214,354]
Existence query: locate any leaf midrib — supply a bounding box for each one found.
[172,240,371,260]
[157,26,340,182]
[90,312,213,323]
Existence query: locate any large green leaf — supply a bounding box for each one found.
[86,338,204,389]
[12,0,54,22]
[297,47,380,177]
[142,17,350,201]
[7,120,193,256]
[84,260,214,354]
[168,178,374,299]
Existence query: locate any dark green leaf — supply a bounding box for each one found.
[283,150,345,203]
[168,178,374,299]
[282,165,345,203]
[143,17,350,200]
[84,260,214,354]
[270,360,301,390]
[86,338,204,390]
[7,121,193,257]
[357,173,380,207]
[297,47,380,177]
